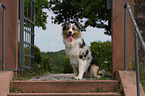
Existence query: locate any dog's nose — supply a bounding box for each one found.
[68,31,72,36]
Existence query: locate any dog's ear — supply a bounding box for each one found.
[72,21,85,32]
[61,22,70,31]
[75,22,84,31]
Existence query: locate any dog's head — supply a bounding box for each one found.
[62,22,83,42]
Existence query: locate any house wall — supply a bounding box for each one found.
[0,0,18,70]
[112,0,135,76]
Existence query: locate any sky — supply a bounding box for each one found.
[34,9,111,52]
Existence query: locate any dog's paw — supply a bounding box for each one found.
[71,75,76,79]
[96,75,101,79]
[75,76,82,80]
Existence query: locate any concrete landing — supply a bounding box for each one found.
[115,70,145,96]
[0,71,13,96]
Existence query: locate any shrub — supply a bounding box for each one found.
[63,57,73,73]
[41,56,52,72]
[32,63,44,75]
[90,41,112,73]
[34,45,42,64]
[32,46,52,75]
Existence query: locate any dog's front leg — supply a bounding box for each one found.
[75,60,87,80]
[72,64,78,77]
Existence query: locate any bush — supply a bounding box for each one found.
[63,57,73,73]
[90,41,112,73]
[32,63,44,75]
[32,46,52,75]
[34,45,42,64]
[41,50,66,73]
[42,56,52,72]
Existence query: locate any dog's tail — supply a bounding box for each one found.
[98,69,106,75]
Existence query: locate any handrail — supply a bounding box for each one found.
[124,2,145,52]
[124,2,144,96]
[0,3,6,71]
[0,3,6,9]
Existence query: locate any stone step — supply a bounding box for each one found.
[8,92,122,96]
[10,80,119,93]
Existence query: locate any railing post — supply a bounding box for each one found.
[2,5,6,71]
[134,32,140,96]
[124,7,127,70]
[19,0,24,70]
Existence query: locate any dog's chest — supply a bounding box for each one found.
[65,44,80,58]
[65,45,80,64]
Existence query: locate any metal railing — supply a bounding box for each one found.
[124,2,145,96]
[0,3,6,71]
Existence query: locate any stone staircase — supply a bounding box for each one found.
[8,80,122,96]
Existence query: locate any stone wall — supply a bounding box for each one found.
[135,0,145,91]
[135,1,145,59]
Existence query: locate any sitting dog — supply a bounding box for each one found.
[62,22,100,80]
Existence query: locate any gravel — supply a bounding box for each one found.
[28,73,97,81]
[29,74,76,81]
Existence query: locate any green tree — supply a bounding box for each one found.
[24,0,49,30]
[35,0,49,30]
[49,0,111,35]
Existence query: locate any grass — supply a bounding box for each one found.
[13,69,47,80]
[10,82,38,93]
[10,83,25,93]
[32,89,38,93]
[95,87,104,92]
[139,60,145,92]
[118,89,123,94]
[9,83,16,93]
[139,46,145,92]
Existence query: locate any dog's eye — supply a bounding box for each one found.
[67,28,69,30]
[67,27,70,30]
[72,27,76,31]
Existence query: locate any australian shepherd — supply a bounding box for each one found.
[62,22,100,80]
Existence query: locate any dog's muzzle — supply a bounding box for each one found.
[68,31,73,42]
[68,31,72,36]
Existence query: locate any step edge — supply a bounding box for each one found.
[12,80,118,83]
[8,92,122,95]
